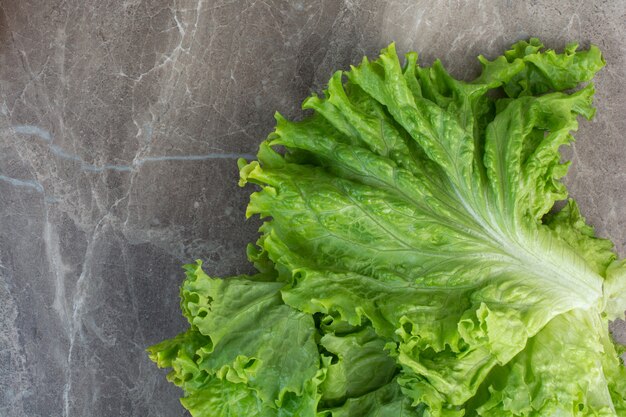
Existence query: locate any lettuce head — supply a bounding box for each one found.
[148,38,626,416]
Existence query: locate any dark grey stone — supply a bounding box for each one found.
[0,1,624,416]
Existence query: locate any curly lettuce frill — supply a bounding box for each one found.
[149,39,626,417]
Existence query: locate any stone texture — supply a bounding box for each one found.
[0,1,624,416]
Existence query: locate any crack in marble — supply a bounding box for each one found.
[11,125,53,142]
[139,153,255,162]
[62,207,119,417]
[0,175,44,193]
[0,276,32,417]
[11,125,256,173]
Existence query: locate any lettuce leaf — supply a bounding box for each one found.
[149,39,626,416]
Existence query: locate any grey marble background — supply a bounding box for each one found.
[0,1,624,416]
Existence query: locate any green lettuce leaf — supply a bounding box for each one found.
[321,379,423,417]
[604,260,626,322]
[472,309,626,417]
[149,261,322,415]
[149,39,626,416]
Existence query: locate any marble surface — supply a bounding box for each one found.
[0,1,624,416]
